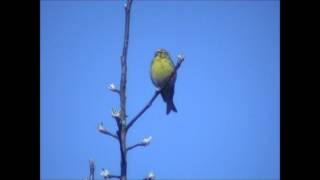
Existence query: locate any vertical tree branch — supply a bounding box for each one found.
[119,1,133,180]
[89,160,95,180]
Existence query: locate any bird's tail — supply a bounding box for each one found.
[166,100,177,115]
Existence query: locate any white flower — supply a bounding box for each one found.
[142,136,152,145]
[108,83,117,92]
[111,108,121,118]
[177,54,184,60]
[147,171,155,180]
[98,122,106,132]
[100,169,110,178]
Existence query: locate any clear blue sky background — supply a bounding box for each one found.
[41,0,280,179]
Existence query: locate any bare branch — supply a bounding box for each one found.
[114,89,121,94]
[101,169,121,180]
[109,175,121,179]
[98,122,119,140]
[108,83,121,95]
[127,136,152,151]
[126,91,160,131]
[99,130,119,140]
[126,142,146,151]
[126,55,185,131]
[118,1,133,180]
[119,0,133,122]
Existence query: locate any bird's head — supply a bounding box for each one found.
[154,48,170,59]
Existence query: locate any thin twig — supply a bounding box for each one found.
[126,56,185,132]
[113,89,121,95]
[126,142,146,151]
[126,91,160,132]
[109,175,121,179]
[99,130,119,140]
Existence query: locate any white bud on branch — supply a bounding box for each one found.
[97,122,118,140]
[111,108,121,119]
[108,83,119,93]
[145,171,155,180]
[98,122,107,133]
[100,169,110,178]
[177,54,184,61]
[142,136,152,145]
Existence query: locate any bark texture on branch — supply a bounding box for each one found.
[118,1,133,180]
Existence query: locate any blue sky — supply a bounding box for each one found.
[41,0,280,179]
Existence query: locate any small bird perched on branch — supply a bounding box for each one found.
[150,48,177,115]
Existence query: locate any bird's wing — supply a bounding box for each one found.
[167,55,177,84]
[168,55,175,67]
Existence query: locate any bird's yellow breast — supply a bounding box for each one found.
[151,57,174,88]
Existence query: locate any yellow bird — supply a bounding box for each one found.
[150,48,177,115]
